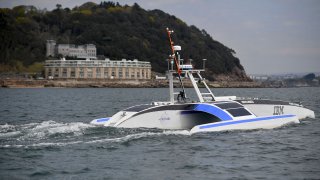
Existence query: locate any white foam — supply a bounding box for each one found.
[0,123,16,133]
[20,122,39,129]
[85,132,155,144]
[0,140,84,148]
[162,130,191,136]
[86,130,191,144]
[0,131,21,138]
[0,122,192,148]
[0,123,15,129]
[30,141,84,147]
[1,121,95,148]
[1,144,24,148]
[18,121,95,140]
[43,122,94,136]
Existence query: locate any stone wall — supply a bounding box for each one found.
[1,79,263,88]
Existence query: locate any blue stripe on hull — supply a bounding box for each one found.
[193,104,233,121]
[199,114,296,129]
[96,117,111,122]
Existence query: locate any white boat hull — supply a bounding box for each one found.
[92,113,300,134]
[243,104,315,119]
[90,101,306,134]
[190,114,299,133]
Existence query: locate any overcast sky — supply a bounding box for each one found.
[1,0,320,74]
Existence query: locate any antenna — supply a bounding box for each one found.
[166,28,181,75]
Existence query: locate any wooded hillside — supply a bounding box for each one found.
[0,1,248,80]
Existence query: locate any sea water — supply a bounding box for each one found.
[0,88,319,179]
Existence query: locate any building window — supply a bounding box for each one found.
[54,68,59,78]
[79,68,84,78]
[96,68,101,78]
[87,68,93,78]
[48,69,52,76]
[104,68,108,78]
[142,69,145,79]
[62,68,67,78]
[111,68,116,78]
[119,68,123,78]
[137,71,140,78]
[131,71,135,79]
[70,68,76,78]
[125,68,129,78]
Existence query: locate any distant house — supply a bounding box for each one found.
[46,40,96,59]
[249,75,268,81]
[155,75,166,80]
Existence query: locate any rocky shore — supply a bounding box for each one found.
[0,78,263,88]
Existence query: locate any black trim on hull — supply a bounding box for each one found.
[131,104,196,118]
[236,99,291,105]
[214,102,243,109]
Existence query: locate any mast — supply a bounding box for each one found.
[166,28,187,102]
[165,28,215,103]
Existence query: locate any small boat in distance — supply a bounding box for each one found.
[91,28,315,133]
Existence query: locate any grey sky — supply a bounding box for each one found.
[1,0,320,74]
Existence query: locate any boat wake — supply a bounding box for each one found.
[0,120,93,139]
[0,121,191,148]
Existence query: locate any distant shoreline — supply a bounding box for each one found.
[0,79,263,88]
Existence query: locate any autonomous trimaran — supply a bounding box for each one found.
[91,28,315,133]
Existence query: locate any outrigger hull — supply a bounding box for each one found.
[236,99,315,119]
[190,114,299,133]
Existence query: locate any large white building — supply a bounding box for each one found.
[44,58,151,80]
[46,40,96,59]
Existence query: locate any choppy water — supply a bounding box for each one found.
[0,88,319,179]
